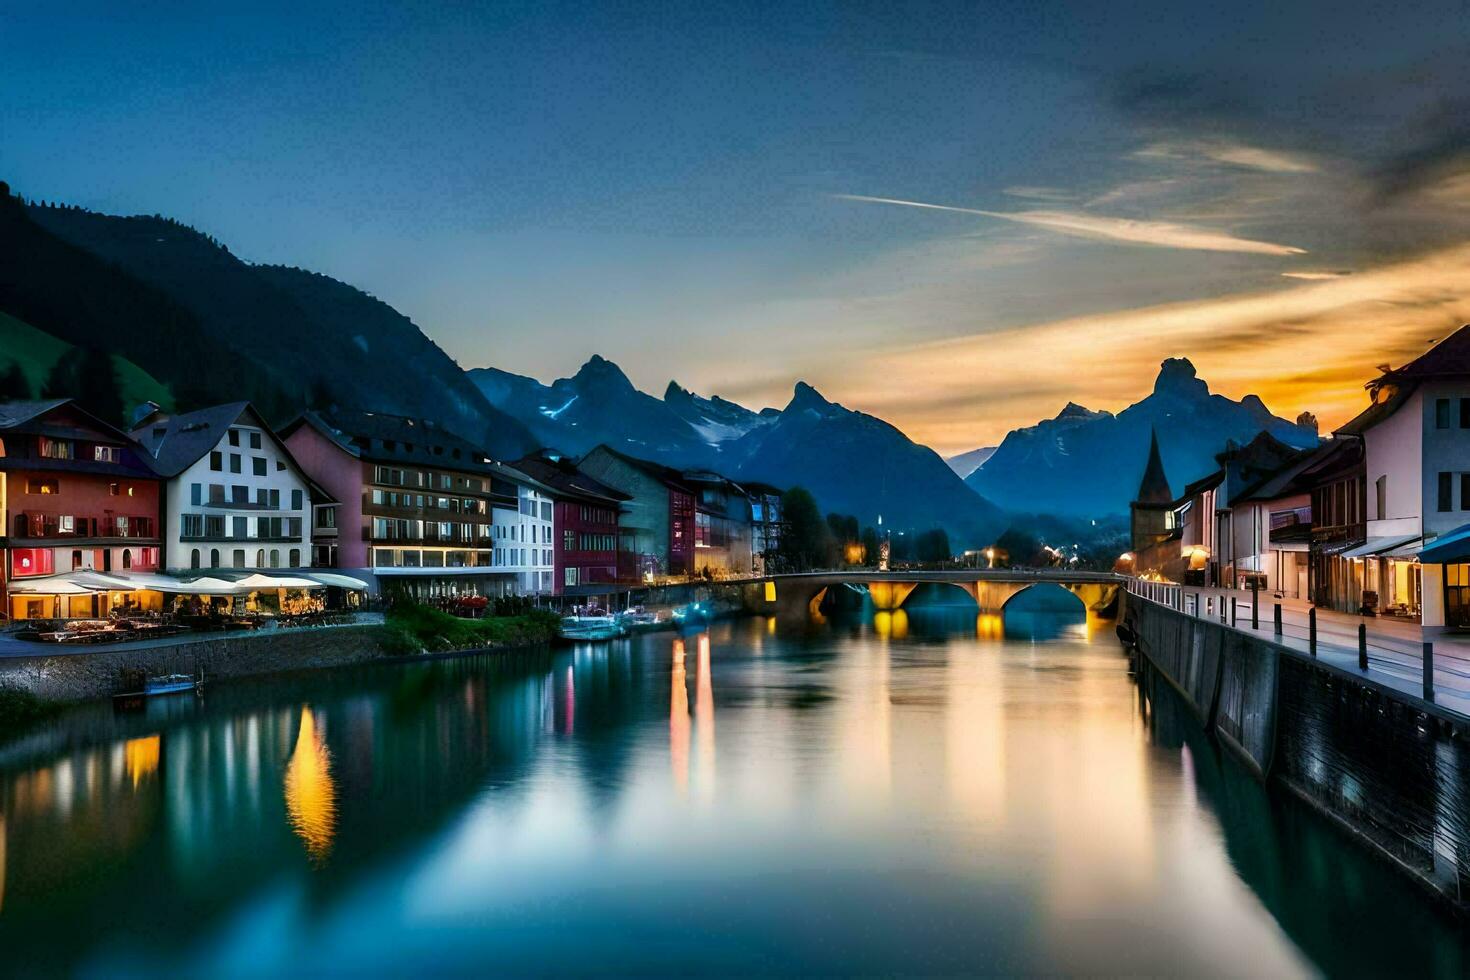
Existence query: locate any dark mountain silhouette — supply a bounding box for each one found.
[967,358,1318,517]
[7,193,532,457]
[727,382,1005,547]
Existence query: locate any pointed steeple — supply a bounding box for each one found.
[1135,429,1173,504]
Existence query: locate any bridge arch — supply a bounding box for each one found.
[899,581,980,610]
[999,581,1088,614]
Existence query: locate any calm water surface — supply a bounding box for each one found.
[1,599,1466,977]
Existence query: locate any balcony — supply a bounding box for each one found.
[9,514,157,541]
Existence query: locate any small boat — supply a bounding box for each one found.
[619,606,663,631]
[116,673,201,699]
[559,606,626,642]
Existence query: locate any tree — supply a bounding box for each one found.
[860,526,881,567]
[77,348,124,425]
[914,528,952,564]
[779,486,831,571]
[0,362,30,400]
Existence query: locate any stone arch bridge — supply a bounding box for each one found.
[745,570,1123,620]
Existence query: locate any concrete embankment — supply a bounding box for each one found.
[1124,592,1470,910]
[0,624,398,702]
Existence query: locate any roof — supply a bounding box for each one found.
[127,402,314,483]
[1177,468,1224,502]
[281,409,500,476]
[584,444,696,492]
[1374,324,1470,382]
[1134,429,1173,505]
[512,454,633,505]
[1337,325,1470,435]
[0,399,69,429]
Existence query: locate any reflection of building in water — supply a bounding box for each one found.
[124,735,161,790]
[671,638,690,794]
[976,613,1004,641]
[946,648,1006,826]
[694,633,716,803]
[284,707,338,864]
[873,610,909,639]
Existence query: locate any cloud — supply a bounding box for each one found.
[1002,186,1074,202]
[1280,270,1352,280]
[1136,139,1319,173]
[797,241,1470,453]
[836,194,1306,255]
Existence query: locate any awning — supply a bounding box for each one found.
[1419,524,1470,564]
[1385,538,1423,558]
[1319,538,1365,557]
[232,573,322,590]
[308,573,371,590]
[1341,535,1420,559]
[6,574,104,596]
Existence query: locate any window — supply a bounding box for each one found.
[232,485,248,505]
[26,477,59,494]
[256,549,266,567]
[1439,471,1453,512]
[540,501,552,521]
[1375,476,1387,519]
[72,550,83,570]
[11,548,53,577]
[122,549,132,570]
[210,450,223,471]
[37,437,73,459]
[94,445,120,463]
[190,549,201,570]
[180,514,204,537]
[257,488,269,507]
[289,548,300,567]
[58,515,74,533]
[291,489,303,510]
[205,515,225,538]
[564,529,575,551]
[269,549,280,568]
[233,516,247,538]
[270,488,280,508]
[250,431,262,449]
[1438,398,1452,428]
[565,567,578,587]
[210,548,220,568]
[233,549,245,569]
[228,429,240,447]
[209,484,225,504]
[191,483,202,505]
[253,457,266,476]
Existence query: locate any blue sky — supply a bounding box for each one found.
[4,1,1469,451]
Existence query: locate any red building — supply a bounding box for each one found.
[1,399,162,620]
[512,454,631,596]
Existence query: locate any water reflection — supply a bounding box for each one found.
[670,638,689,795]
[0,618,1464,975]
[283,707,337,864]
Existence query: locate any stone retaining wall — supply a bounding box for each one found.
[0,624,395,702]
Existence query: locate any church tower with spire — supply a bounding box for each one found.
[1130,430,1175,553]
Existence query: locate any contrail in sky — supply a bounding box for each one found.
[836,194,1307,256]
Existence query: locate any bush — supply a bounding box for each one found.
[383,603,559,654]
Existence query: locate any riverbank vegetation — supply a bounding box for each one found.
[382,602,560,655]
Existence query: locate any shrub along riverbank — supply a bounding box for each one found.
[381,602,561,655]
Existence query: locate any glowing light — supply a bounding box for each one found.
[695,634,715,803]
[123,735,161,790]
[671,639,689,794]
[874,609,909,639]
[976,613,1005,640]
[284,707,338,864]
[764,581,777,603]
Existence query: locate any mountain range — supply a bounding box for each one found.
[470,358,1004,544]
[965,358,1319,517]
[0,183,1322,548]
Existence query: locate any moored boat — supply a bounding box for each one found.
[559,605,626,641]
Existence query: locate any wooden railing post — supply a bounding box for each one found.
[1358,623,1367,671]
[1424,642,1435,702]
[1274,603,1282,637]
[1308,607,1317,657]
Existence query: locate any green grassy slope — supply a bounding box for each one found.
[0,310,174,411]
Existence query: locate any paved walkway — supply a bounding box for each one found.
[0,612,385,660]
[1131,583,1470,720]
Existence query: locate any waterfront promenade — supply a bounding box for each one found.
[1131,581,1470,720]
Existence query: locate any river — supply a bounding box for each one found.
[0,595,1465,976]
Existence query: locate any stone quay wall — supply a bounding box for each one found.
[1124,592,1470,910]
[0,624,396,702]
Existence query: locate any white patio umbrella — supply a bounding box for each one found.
[234,573,322,590]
